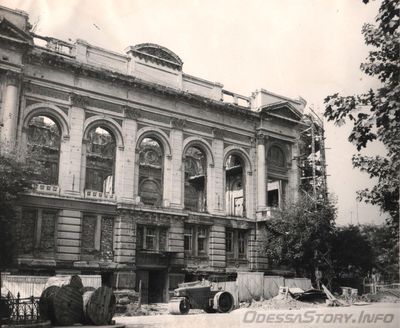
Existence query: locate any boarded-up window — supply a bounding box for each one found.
[20,209,36,254]
[81,215,97,254]
[184,146,206,212]
[39,210,56,252]
[101,216,114,260]
[27,116,61,185]
[138,137,163,206]
[85,127,115,193]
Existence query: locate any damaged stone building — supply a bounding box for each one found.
[0,5,307,303]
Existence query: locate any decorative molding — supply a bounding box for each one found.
[70,93,89,108]
[5,71,20,86]
[170,117,186,130]
[256,132,266,146]
[123,105,142,120]
[212,128,224,140]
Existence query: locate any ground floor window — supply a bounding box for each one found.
[226,228,248,260]
[137,225,168,252]
[184,224,209,256]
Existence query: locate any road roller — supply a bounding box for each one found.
[168,281,234,314]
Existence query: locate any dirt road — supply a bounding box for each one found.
[115,302,399,328]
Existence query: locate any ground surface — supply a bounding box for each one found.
[115,302,399,328]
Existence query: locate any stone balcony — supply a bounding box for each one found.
[35,183,60,196]
[84,189,115,202]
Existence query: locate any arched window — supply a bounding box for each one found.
[85,126,116,194]
[267,145,285,167]
[138,137,163,206]
[27,115,61,185]
[225,154,245,217]
[184,146,207,212]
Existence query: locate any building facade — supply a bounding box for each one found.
[0,6,307,303]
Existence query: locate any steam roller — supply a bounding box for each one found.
[168,281,234,315]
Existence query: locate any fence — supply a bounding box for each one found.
[235,273,312,303]
[0,293,41,324]
[1,274,101,298]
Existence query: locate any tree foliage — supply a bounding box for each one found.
[331,225,373,280]
[0,143,44,268]
[324,0,400,229]
[262,195,336,278]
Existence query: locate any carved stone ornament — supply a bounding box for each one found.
[171,117,186,130]
[256,132,267,145]
[123,105,141,120]
[212,128,224,140]
[70,93,89,108]
[6,71,20,86]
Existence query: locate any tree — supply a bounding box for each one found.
[262,195,336,281]
[0,142,43,272]
[361,224,399,282]
[331,225,373,279]
[324,0,400,230]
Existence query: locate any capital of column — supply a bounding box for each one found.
[70,92,89,108]
[5,71,20,86]
[123,105,142,120]
[256,132,269,146]
[171,117,186,130]
[213,128,224,140]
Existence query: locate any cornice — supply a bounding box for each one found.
[26,49,259,121]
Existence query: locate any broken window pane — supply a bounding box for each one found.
[85,126,115,193]
[267,179,286,208]
[139,137,163,206]
[27,115,61,185]
[184,146,206,212]
[225,154,245,216]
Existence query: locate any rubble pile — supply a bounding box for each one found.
[114,289,140,313]
[362,289,400,303]
[240,293,318,311]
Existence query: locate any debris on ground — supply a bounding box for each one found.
[239,292,319,311]
[362,289,400,303]
[292,288,327,303]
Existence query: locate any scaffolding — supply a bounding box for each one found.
[299,108,328,203]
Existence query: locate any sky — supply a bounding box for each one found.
[1,0,388,226]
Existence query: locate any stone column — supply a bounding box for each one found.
[1,71,20,145]
[288,141,300,202]
[256,133,267,211]
[62,94,86,197]
[210,128,225,215]
[169,118,185,209]
[118,106,139,204]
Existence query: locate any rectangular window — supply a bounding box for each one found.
[159,228,167,251]
[184,224,208,256]
[226,229,234,253]
[226,229,247,260]
[184,226,193,251]
[137,225,168,252]
[238,231,246,258]
[137,225,144,250]
[197,226,207,253]
[145,227,156,250]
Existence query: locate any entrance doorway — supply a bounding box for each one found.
[136,269,168,303]
[148,270,167,303]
